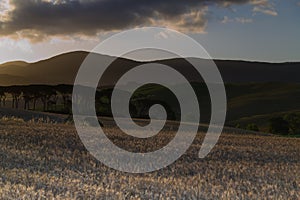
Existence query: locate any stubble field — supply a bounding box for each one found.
[0,117,299,199]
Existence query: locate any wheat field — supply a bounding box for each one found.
[0,117,299,199]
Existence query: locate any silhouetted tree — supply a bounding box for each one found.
[47,98,58,111]
[55,85,72,111]
[39,86,57,111]
[284,113,300,135]
[22,86,34,110]
[32,92,40,110]
[28,85,45,110]
[269,117,289,135]
[131,98,176,120]
[95,88,113,117]
[0,87,6,107]
[8,86,22,109]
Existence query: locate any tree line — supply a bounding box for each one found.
[1,85,298,135]
[0,85,73,112]
[236,113,300,136]
[269,114,300,136]
[0,84,178,120]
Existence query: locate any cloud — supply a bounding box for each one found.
[253,6,278,16]
[221,16,253,24]
[149,8,208,33]
[0,0,12,22]
[250,0,270,7]
[0,37,32,53]
[0,0,275,41]
[221,16,231,24]
[235,17,253,24]
[251,0,278,16]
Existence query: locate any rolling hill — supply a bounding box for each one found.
[0,51,299,86]
[0,51,299,131]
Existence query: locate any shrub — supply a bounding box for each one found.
[268,117,289,135]
[246,123,259,132]
[284,113,300,135]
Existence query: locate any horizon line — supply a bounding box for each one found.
[1,50,300,65]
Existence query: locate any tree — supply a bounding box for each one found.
[269,117,289,135]
[55,85,73,111]
[40,86,57,111]
[246,123,259,132]
[0,87,6,107]
[8,86,22,109]
[29,85,46,111]
[284,113,300,135]
[22,86,34,110]
[32,92,40,111]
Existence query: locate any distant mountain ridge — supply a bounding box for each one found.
[0,51,299,86]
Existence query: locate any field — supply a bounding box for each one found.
[0,117,299,199]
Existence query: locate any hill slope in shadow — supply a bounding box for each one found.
[0,51,299,86]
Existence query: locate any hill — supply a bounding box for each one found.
[0,51,299,86]
[127,82,300,130]
[0,51,299,131]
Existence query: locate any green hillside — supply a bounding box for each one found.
[127,82,300,131]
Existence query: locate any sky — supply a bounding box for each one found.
[0,0,299,64]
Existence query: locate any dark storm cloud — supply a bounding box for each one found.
[0,0,272,41]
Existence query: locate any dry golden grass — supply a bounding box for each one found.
[0,117,299,199]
